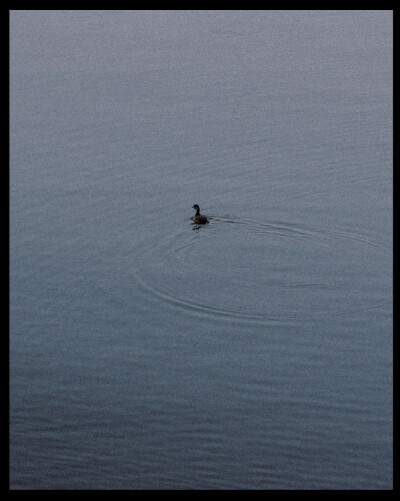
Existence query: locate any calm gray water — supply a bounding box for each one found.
[10,10,392,489]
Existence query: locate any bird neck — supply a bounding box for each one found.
[195,207,200,215]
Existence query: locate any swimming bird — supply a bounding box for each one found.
[192,204,209,224]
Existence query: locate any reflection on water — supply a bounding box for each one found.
[191,220,211,232]
[192,223,206,232]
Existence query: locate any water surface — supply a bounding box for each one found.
[10,10,392,489]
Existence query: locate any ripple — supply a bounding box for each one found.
[131,215,391,326]
[132,272,274,325]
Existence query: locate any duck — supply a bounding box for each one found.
[192,204,209,224]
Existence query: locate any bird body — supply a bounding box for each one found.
[192,204,209,224]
